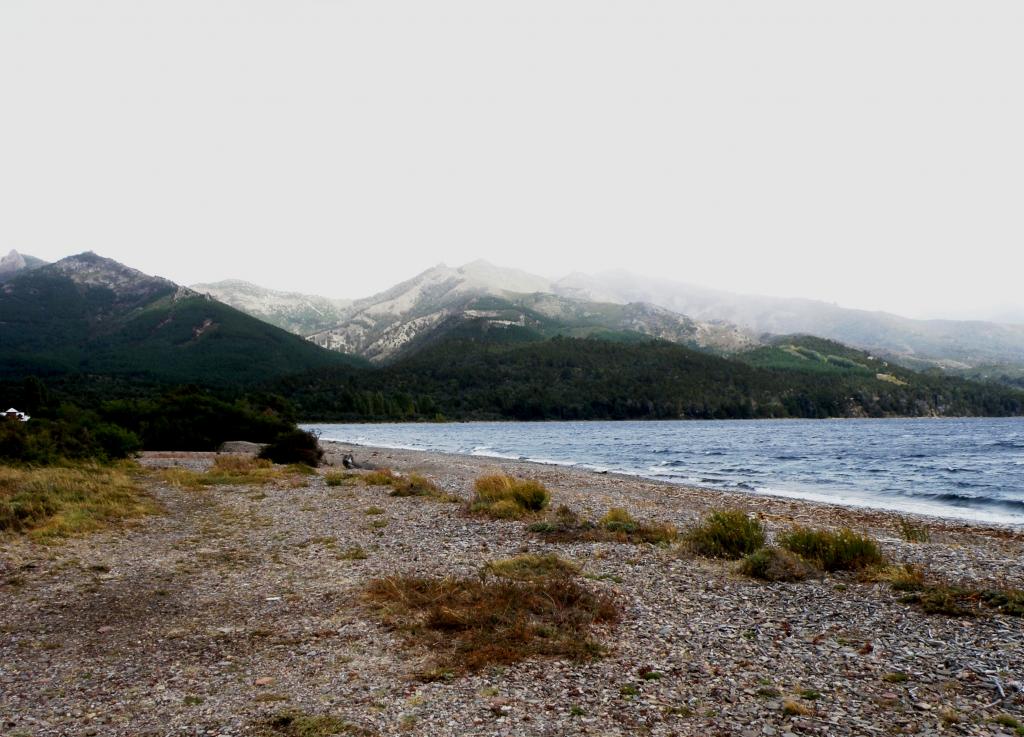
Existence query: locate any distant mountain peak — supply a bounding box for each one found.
[50,251,182,300]
[0,248,47,282]
[191,279,353,336]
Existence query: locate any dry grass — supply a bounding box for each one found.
[483,553,581,581]
[738,547,815,582]
[468,474,551,520]
[158,455,307,489]
[872,564,1024,617]
[0,463,157,540]
[350,469,458,502]
[324,471,362,487]
[262,710,375,736]
[528,505,677,545]
[782,699,812,716]
[897,517,931,543]
[684,509,765,559]
[778,526,884,572]
[363,558,619,677]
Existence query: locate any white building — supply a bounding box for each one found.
[2,407,30,422]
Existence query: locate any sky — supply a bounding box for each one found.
[1,1,1022,322]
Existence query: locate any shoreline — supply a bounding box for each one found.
[3,447,1023,735]
[319,438,1024,532]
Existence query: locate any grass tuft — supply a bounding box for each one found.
[364,562,618,676]
[0,463,156,539]
[778,527,884,571]
[738,547,814,582]
[324,471,361,487]
[897,518,930,543]
[782,699,811,716]
[358,469,458,502]
[263,710,374,736]
[684,509,765,559]
[529,505,677,545]
[468,474,550,520]
[483,553,580,581]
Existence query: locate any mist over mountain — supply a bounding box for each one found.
[0,249,47,283]
[191,279,352,336]
[301,261,755,362]
[187,258,1024,374]
[553,270,1024,371]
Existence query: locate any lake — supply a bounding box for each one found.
[304,418,1024,525]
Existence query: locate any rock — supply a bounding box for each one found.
[254,677,274,687]
[217,441,267,454]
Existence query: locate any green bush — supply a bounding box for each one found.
[684,510,765,559]
[0,413,140,465]
[258,429,324,467]
[778,527,884,571]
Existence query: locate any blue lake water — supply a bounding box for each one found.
[304,418,1024,526]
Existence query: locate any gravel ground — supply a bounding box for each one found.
[2,442,1023,737]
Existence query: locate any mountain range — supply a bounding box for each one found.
[1,250,1023,419]
[191,259,1024,378]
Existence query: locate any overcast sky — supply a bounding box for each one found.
[1,1,1022,321]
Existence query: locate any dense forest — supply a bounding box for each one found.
[271,335,1024,422]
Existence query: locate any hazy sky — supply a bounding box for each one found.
[2,1,1022,321]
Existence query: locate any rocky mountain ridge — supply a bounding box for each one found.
[303,261,756,362]
[0,249,47,283]
[191,279,352,336]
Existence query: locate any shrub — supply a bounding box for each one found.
[897,518,930,543]
[874,563,926,592]
[364,563,618,675]
[899,586,973,617]
[469,474,550,520]
[363,469,399,486]
[358,469,457,502]
[388,473,448,499]
[980,589,1024,617]
[684,510,765,559]
[600,507,638,534]
[264,710,373,737]
[778,527,884,572]
[0,414,140,465]
[258,429,324,467]
[738,547,814,582]
[529,504,677,545]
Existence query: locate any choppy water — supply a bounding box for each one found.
[304,418,1024,525]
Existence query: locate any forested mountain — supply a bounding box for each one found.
[273,330,1024,422]
[2,251,1022,423]
[0,252,353,385]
